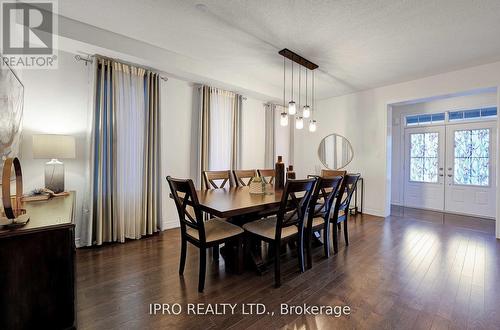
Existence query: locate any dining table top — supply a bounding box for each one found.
[196,185,283,218]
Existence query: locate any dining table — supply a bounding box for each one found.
[195,185,283,219]
[192,185,286,273]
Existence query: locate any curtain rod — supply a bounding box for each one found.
[196,85,247,100]
[74,54,168,81]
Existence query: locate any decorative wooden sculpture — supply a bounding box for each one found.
[1,157,28,225]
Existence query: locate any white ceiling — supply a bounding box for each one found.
[58,0,500,100]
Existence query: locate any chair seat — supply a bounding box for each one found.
[305,217,325,228]
[242,217,298,240]
[187,218,243,242]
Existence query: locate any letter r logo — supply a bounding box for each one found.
[1,2,53,55]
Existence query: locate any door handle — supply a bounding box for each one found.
[439,174,444,177]
[447,174,453,177]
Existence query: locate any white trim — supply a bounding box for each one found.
[162,219,179,230]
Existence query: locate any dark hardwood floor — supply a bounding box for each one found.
[76,209,500,329]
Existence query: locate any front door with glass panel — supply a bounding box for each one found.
[404,126,445,211]
[445,121,496,218]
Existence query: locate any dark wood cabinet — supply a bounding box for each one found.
[0,193,75,330]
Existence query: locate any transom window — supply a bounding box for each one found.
[449,107,497,121]
[406,113,445,126]
[454,129,490,186]
[406,107,497,127]
[409,132,439,183]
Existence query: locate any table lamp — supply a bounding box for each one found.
[33,134,76,193]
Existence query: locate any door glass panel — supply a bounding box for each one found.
[409,132,439,183]
[453,128,489,186]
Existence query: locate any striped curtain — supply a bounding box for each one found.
[87,56,160,246]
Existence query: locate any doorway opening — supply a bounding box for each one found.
[390,88,497,219]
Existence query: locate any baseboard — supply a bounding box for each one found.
[162,219,179,230]
[361,208,386,218]
[75,237,83,248]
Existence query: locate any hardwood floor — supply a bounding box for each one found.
[76,210,500,329]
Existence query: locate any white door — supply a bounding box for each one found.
[444,121,497,218]
[404,126,445,210]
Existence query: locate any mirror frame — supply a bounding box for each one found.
[317,133,354,170]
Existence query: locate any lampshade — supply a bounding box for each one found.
[280,112,288,126]
[295,116,303,129]
[33,134,76,159]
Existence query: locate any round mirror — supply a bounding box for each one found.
[317,133,354,170]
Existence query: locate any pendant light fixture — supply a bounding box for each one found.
[288,61,296,115]
[303,69,311,118]
[296,66,303,129]
[280,56,288,126]
[309,70,317,132]
[279,48,318,132]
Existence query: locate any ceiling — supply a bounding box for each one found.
[58,0,500,100]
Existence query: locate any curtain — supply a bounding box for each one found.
[264,103,275,168]
[199,86,242,188]
[87,56,161,245]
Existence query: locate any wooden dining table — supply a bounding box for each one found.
[195,185,283,219]
[194,185,286,273]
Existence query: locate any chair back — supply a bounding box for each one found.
[275,178,316,240]
[203,170,233,189]
[307,176,343,226]
[167,176,206,241]
[257,169,275,184]
[321,169,347,178]
[332,173,361,218]
[233,169,257,187]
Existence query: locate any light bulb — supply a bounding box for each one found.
[288,101,296,115]
[309,120,317,132]
[303,105,311,118]
[296,116,303,129]
[280,112,288,126]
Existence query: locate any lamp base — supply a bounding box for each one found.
[44,159,65,193]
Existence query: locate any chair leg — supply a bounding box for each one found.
[236,237,244,274]
[179,237,187,275]
[213,245,219,261]
[198,248,207,292]
[323,220,331,258]
[332,222,339,254]
[297,233,305,273]
[274,242,281,288]
[306,230,313,270]
[343,219,349,246]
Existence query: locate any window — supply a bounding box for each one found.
[409,132,439,183]
[406,113,445,126]
[449,107,497,121]
[454,129,490,186]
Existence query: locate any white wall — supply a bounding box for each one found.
[293,60,500,239]
[391,92,498,205]
[20,50,91,246]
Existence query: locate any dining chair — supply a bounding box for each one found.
[242,178,316,287]
[320,169,347,230]
[257,169,275,184]
[203,170,234,189]
[167,176,244,292]
[330,173,361,253]
[320,169,347,178]
[304,176,343,269]
[233,169,257,187]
